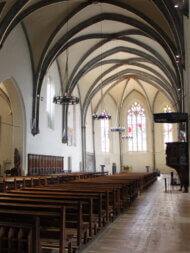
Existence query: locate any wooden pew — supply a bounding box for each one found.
[8,189,109,233]
[1,172,109,192]
[14,172,156,214]
[38,181,133,212]
[0,172,156,252]
[0,220,36,253]
[15,185,118,224]
[0,198,87,252]
[0,208,61,253]
[1,191,97,238]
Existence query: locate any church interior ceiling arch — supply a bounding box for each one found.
[0,0,188,136]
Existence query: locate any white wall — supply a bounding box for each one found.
[86,104,94,153]
[154,93,178,174]
[94,95,120,174]
[0,24,32,174]
[0,24,82,174]
[27,62,82,172]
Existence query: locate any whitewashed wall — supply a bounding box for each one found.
[0,24,82,174]
[94,95,120,174]
[0,24,32,174]
[86,105,94,153]
[154,92,178,174]
[28,62,82,172]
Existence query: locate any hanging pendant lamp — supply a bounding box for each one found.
[92,110,111,120]
[121,134,133,139]
[110,99,125,132]
[53,93,79,105]
[92,13,111,120]
[111,126,125,132]
[92,87,111,120]
[53,20,79,106]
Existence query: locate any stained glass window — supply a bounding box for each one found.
[101,119,109,152]
[163,105,173,145]
[127,102,147,151]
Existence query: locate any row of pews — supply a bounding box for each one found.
[0,172,157,253]
[1,172,108,192]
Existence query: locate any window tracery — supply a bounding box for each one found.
[127,102,147,151]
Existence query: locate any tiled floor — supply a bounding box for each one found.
[83,177,190,253]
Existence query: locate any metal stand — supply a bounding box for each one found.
[164,178,167,192]
[100,165,105,173]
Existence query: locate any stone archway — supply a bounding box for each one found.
[0,78,26,176]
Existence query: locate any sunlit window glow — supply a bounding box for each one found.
[46,77,55,129]
[163,105,173,145]
[127,102,147,151]
[101,119,109,152]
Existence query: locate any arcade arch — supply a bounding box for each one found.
[0,78,26,176]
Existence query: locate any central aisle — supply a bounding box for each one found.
[83,177,190,253]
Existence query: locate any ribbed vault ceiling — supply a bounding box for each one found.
[0,0,187,134]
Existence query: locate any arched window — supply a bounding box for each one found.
[101,119,109,152]
[127,102,147,151]
[163,105,173,145]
